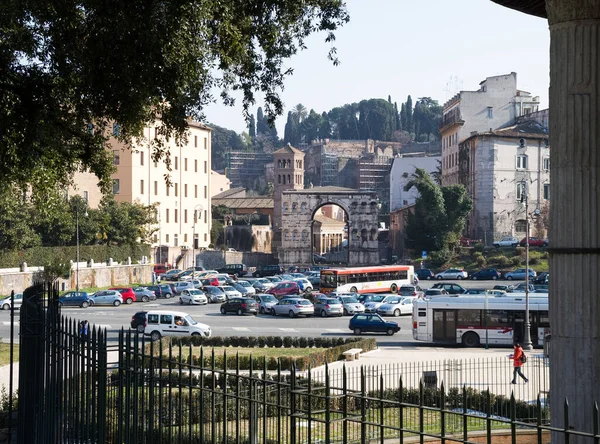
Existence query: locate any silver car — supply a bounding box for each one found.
[0,293,23,310]
[271,298,314,318]
[254,294,278,314]
[313,297,343,317]
[377,296,417,317]
[89,290,123,307]
[221,285,242,299]
[338,296,365,316]
[363,294,395,313]
[235,280,256,294]
[133,287,157,302]
[203,286,227,303]
[252,278,274,292]
[179,289,208,305]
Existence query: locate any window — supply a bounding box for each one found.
[184,209,188,223]
[194,135,198,147]
[140,180,144,194]
[204,186,207,198]
[113,179,120,194]
[194,160,198,172]
[174,209,178,223]
[204,233,208,241]
[166,209,170,223]
[516,154,528,170]
[194,185,198,198]
[112,122,120,136]
[184,184,188,197]
[140,152,144,166]
[154,181,158,195]
[173,234,178,246]
[175,157,178,170]
[83,191,89,204]
[204,210,207,222]
[184,233,188,242]
[204,161,207,174]
[184,158,188,171]
[113,150,120,165]
[543,183,550,200]
[166,234,170,242]
[543,157,550,171]
[515,219,527,232]
[204,138,207,149]
[487,107,493,119]
[175,183,178,196]
[278,175,281,184]
[516,182,525,201]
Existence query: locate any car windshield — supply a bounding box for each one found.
[184,315,197,325]
[296,300,311,305]
[188,290,204,295]
[238,281,251,287]
[222,286,234,291]
[260,295,277,302]
[386,298,402,304]
[368,295,386,303]
[340,297,359,303]
[326,299,341,305]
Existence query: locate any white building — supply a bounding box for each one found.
[389,156,441,211]
[440,72,540,185]
[459,119,549,244]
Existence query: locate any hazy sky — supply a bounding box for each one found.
[204,0,550,136]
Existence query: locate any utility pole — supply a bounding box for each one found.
[192,204,203,281]
[522,180,533,351]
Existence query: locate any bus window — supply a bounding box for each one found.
[487,310,510,328]
[457,309,481,326]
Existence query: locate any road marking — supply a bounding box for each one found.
[326,328,345,333]
[279,328,298,332]
[232,327,251,332]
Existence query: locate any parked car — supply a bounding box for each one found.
[399,285,421,297]
[465,288,487,294]
[89,290,123,306]
[134,310,211,340]
[470,268,502,280]
[512,282,536,292]
[534,272,549,285]
[203,285,227,303]
[252,278,275,292]
[307,275,321,288]
[216,263,247,278]
[377,296,416,317]
[493,237,519,248]
[176,268,205,281]
[133,286,157,302]
[172,282,196,295]
[313,253,327,264]
[504,268,536,280]
[266,281,302,298]
[153,264,170,275]
[313,296,344,317]
[159,269,183,281]
[220,285,243,299]
[265,276,283,283]
[293,278,314,293]
[363,294,395,313]
[336,295,365,316]
[179,289,208,305]
[434,268,468,280]
[431,282,467,295]
[493,284,514,293]
[254,294,279,314]
[201,276,220,287]
[520,237,549,247]
[0,293,23,310]
[229,281,253,296]
[146,284,175,299]
[415,268,435,280]
[235,280,256,294]
[109,287,136,304]
[59,291,92,308]
[424,288,449,298]
[357,293,381,304]
[252,264,284,277]
[349,313,400,336]
[220,297,258,316]
[270,298,314,318]
[195,270,219,279]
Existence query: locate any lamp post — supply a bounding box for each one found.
[521,180,533,351]
[192,204,203,281]
[76,206,88,292]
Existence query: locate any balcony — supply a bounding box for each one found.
[439,111,464,133]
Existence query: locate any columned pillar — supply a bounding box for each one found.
[547,0,600,437]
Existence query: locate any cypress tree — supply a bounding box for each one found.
[406,95,413,133]
[249,114,256,140]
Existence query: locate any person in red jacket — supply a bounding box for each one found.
[510,343,528,384]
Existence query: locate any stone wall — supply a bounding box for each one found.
[195,251,277,271]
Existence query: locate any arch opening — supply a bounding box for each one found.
[311,203,349,265]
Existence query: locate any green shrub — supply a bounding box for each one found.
[265,336,275,347]
[273,336,283,348]
[283,336,293,348]
[307,337,315,348]
[247,336,258,348]
[472,243,485,253]
[510,256,522,266]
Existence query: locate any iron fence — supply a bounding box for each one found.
[4,282,600,443]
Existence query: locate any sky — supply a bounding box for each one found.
[204,0,550,137]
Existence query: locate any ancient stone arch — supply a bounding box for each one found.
[279,186,379,266]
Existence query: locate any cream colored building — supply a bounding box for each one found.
[210,170,231,197]
[68,171,105,209]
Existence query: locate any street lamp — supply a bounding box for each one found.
[192,204,203,281]
[521,179,533,351]
[76,205,88,292]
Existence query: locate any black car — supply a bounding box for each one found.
[415,268,434,280]
[469,268,501,280]
[219,297,258,316]
[465,288,486,294]
[130,311,148,333]
[348,313,400,336]
[147,284,175,298]
[216,263,247,278]
[534,272,549,285]
[431,282,467,295]
[253,264,284,277]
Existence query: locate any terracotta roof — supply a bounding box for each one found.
[314,214,346,225]
[491,0,546,19]
[464,120,549,142]
[212,188,246,199]
[211,197,274,209]
[273,143,304,155]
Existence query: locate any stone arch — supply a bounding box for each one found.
[291,202,298,214]
[300,202,308,213]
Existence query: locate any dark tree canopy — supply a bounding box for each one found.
[1,0,349,193]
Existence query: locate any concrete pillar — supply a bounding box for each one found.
[547,0,600,437]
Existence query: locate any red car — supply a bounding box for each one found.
[201,277,220,287]
[109,287,136,304]
[266,281,302,298]
[520,237,548,247]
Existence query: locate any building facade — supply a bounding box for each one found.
[440,72,540,185]
[459,119,550,244]
[226,152,273,189]
[210,170,231,197]
[389,156,441,212]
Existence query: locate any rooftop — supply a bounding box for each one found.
[284,186,361,195]
[211,197,274,209]
[273,143,304,155]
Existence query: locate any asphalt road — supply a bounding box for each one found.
[0,277,528,346]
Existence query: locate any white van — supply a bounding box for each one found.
[142,310,211,341]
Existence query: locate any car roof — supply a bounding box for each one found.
[146,310,190,316]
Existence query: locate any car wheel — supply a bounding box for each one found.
[150,331,161,341]
[237,309,243,316]
[126,298,133,305]
[289,310,295,318]
[189,299,193,305]
[164,293,172,299]
[343,308,348,316]
[142,296,149,302]
[1,304,9,310]
[259,307,265,314]
[136,324,144,334]
[462,332,480,348]
[191,332,201,337]
[338,313,343,317]
[353,328,361,335]
[350,287,357,293]
[271,308,276,316]
[507,276,513,281]
[81,301,89,308]
[180,298,184,305]
[220,307,226,314]
[436,276,442,280]
[494,244,499,248]
[457,276,463,280]
[390,284,398,293]
[426,276,432,280]
[492,276,498,280]
[321,310,327,318]
[472,276,477,280]
[393,309,400,317]
[113,300,121,307]
[386,328,395,336]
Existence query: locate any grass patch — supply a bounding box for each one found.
[0,343,18,366]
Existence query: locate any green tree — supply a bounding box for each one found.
[357,99,396,141]
[0,186,41,250]
[400,103,407,131]
[319,112,332,139]
[284,111,300,145]
[210,124,249,170]
[256,107,268,136]
[293,104,308,124]
[1,0,349,194]
[249,115,256,141]
[300,109,323,144]
[413,97,443,141]
[97,198,157,246]
[405,95,414,134]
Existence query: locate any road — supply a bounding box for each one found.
[0,278,525,345]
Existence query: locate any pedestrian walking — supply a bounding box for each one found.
[78,320,89,340]
[509,342,528,384]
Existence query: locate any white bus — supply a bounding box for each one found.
[320,265,415,294]
[412,294,550,347]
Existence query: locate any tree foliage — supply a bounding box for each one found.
[403,168,473,254]
[1,0,349,193]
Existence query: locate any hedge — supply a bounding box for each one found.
[146,335,378,371]
[0,244,151,268]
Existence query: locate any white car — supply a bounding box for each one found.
[196,270,219,279]
[338,295,365,316]
[235,280,256,295]
[220,285,242,299]
[363,294,396,313]
[179,289,208,305]
[293,278,313,293]
[493,236,519,248]
[142,310,211,341]
[0,293,23,310]
[377,296,417,317]
[434,268,468,280]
